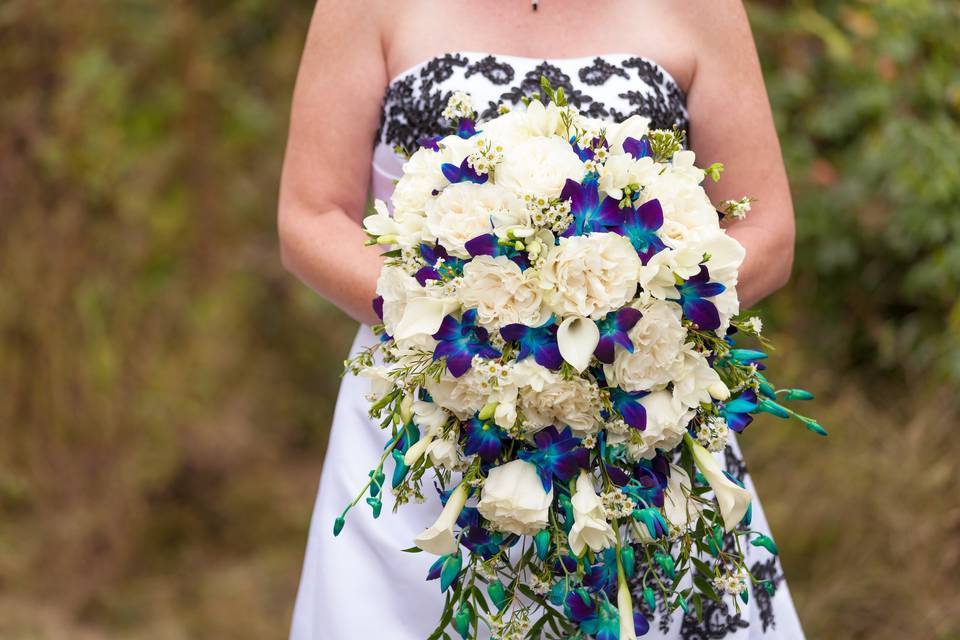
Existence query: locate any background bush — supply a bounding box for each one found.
[0,1,957,638]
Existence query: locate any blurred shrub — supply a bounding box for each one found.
[750,0,960,381]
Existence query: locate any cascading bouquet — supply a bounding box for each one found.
[339,79,825,639]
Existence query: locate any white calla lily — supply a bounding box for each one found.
[617,572,638,640]
[394,296,458,340]
[557,316,600,372]
[414,482,468,555]
[662,464,701,530]
[687,435,751,532]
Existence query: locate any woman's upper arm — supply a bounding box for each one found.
[684,1,795,287]
[279,1,388,228]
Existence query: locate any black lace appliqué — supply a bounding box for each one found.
[579,56,630,85]
[376,52,689,152]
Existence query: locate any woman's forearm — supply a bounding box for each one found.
[726,220,794,309]
[279,203,383,326]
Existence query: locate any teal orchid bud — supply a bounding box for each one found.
[453,602,472,638]
[487,580,508,611]
[740,589,749,605]
[653,552,675,580]
[783,388,815,401]
[333,516,345,536]
[391,449,409,488]
[534,529,552,561]
[758,399,790,419]
[643,586,656,611]
[440,553,463,593]
[750,534,779,555]
[728,349,767,362]
[620,545,636,578]
[365,496,382,519]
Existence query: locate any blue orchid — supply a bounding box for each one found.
[518,426,590,492]
[626,454,670,508]
[415,243,464,286]
[464,233,530,269]
[433,309,502,377]
[570,135,605,161]
[455,117,479,139]
[462,416,505,462]
[611,198,667,263]
[582,548,618,596]
[441,157,488,184]
[559,177,625,237]
[635,507,670,539]
[622,136,652,160]
[672,265,726,330]
[720,388,759,433]
[499,318,563,370]
[610,387,649,431]
[594,307,643,364]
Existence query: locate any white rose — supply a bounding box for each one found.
[671,348,724,411]
[375,266,422,335]
[425,368,492,420]
[477,459,553,535]
[459,255,546,327]
[424,183,527,258]
[540,233,642,320]
[568,470,617,555]
[392,137,473,215]
[626,390,695,460]
[515,360,601,435]
[603,300,687,392]
[496,136,584,199]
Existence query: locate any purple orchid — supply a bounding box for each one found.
[455,118,479,139]
[611,198,667,263]
[622,136,652,160]
[518,426,590,492]
[433,309,502,377]
[441,157,488,185]
[593,307,643,364]
[500,319,563,370]
[464,234,531,270]
[570,135,605,162]
[610,387,649,431]
[418,135,442,151]
[672,265,726,330]
[559,177,624,237]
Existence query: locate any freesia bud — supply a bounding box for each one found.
[708,381,730,401]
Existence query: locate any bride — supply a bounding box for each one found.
[278,2,803,638]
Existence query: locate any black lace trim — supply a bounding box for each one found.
[377,53,689,152]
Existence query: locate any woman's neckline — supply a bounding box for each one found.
[385,51,686,96]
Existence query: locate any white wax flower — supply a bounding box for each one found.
[477,460,552,535]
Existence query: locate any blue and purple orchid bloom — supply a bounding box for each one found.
[433,309,502,377]
[464,233,531,269]
[594,307,643,364]
[500,318,563,370]
[559,177,625,237]
[672,265,726,331]
[611,198,667,264]
[415,242,465,286]
[518,426,590,492]
[441,157,488,185]
[720,388,760,433]
[622,136,652,160]
[462,415,506,462]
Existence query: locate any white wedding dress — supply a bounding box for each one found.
[290,52,806,640]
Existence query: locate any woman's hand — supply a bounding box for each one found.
[277,2,388,326]
[686,1,795,308]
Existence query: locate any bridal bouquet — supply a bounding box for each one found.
[340,80,824,639]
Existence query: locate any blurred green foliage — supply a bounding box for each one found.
[0,1,957,639]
